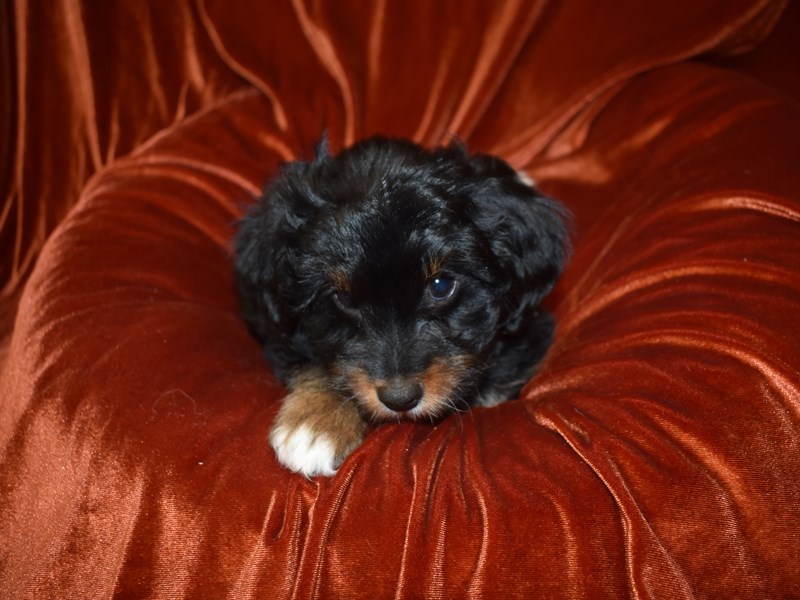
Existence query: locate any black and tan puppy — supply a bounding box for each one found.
[235,137,569,477]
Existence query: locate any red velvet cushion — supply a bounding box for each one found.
[0,0,245,322]
[2,1,800,597]
[201,0,784,153]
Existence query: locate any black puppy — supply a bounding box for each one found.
[235,136,569,477]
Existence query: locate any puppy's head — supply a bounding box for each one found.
[236,137,569,420]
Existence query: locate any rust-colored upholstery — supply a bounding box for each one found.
[2,1,799,597]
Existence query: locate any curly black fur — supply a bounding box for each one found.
[236,138,568,412]
[235,136,569,424]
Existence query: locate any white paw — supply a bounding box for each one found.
[269,423,339,478]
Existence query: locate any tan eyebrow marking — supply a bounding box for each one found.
[328,269,351,292]
[424,254,446,280]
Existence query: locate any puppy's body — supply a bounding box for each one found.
[235,137,569,477]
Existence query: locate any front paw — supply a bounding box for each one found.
[269,369,366,478]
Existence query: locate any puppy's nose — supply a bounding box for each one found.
[377,379,424,412]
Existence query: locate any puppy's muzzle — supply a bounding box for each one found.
[336,355,472,420]
[376,379,424,411]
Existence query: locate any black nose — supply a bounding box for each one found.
[377,379,424,412]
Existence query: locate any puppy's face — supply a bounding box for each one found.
[296,181,504,419]
[235,138,568,420]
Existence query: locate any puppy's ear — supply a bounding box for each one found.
[234,198,285,334]
[234,161,320,379]
[468,155,570,332]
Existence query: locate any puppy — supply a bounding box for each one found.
[235,136,569,477]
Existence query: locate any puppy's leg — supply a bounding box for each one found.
[269,367,366,478]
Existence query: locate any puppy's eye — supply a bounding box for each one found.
[333,290,360,316]
[427,276,457,302]
[335,290,353,308]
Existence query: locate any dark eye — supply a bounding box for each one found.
[333,290,360,317]
[334,290,353,308]
[427,276,457,301]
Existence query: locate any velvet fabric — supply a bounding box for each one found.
[2,1,799,597]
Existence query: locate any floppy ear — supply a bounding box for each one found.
[467,154,571,332]
[234,159,322,379]
[234,197,286,339]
